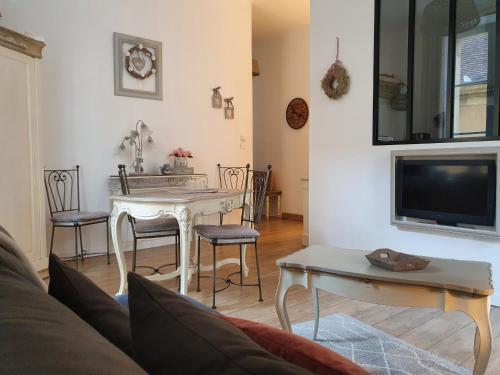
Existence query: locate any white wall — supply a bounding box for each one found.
[253,27,309,215]
[310,0,500,305]
[0,0,253,255]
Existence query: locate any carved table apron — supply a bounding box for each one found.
[275,246,494,375]
[110,189,246,295]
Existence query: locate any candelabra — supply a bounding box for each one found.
[119,120,153,174]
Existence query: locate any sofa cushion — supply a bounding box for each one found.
[223,316,369,375]
[0,226,46,291]
[0,266,146,375]
[128,272,313,375]
[48,254,134,358]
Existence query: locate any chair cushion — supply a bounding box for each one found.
[134,217,179,234]
[222,316,370,375]
[51,210,109,224]
[194,224,260,240]
[0,227,47,291]
[127,272,313,375]
[48,254,134,358]
[0,266,146,374]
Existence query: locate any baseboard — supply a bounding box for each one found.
[282,213,303,222]
[302,233,309,246]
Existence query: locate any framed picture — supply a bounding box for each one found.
[113,32,163,100]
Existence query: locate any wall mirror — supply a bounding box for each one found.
[374,0,500,145]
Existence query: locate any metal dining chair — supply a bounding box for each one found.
[44,166,110,270]
[217,163,250,224]
[117,165,180,281]
[195,165,271,309]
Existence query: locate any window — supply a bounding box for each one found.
[374,0,499,145]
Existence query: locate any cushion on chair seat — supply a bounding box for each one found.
[194,224,260,240]
[134,217,179,234]
[51,211,109,224]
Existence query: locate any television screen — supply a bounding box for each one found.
[396,159,496,226]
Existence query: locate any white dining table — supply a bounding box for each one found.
[109,188,248,295]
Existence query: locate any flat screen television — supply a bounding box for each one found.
[395,159,496,226]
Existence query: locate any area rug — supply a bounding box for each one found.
[292,313,471,375]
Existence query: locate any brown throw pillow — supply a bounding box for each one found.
[48,254,135,359]
[0,265,145,375]
[222,316,369,375]
[0,226,47,291]
[127,272,314,375]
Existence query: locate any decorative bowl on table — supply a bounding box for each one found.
[366,248,430,272]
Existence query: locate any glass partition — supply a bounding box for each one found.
[374,0,500,145]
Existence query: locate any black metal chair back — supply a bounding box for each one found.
[240,165,271,231]
[218,164,250,190]
[118,164,136,227]
[44,166,80,216]
[117,164,131,195]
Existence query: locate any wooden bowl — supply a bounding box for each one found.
[366,248,430,272]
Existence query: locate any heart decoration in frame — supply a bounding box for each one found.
[113,32,163,100]
[125,44,157,80]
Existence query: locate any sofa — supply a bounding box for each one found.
[0,225,368,375]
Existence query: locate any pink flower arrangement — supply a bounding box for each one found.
[170,147,193,158]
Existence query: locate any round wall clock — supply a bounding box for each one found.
[286,98,309,129]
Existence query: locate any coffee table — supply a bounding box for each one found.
[275,246,493,375]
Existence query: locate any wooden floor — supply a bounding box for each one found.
[69,218,499,374]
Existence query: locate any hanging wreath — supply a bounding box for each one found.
[321,37,350,100]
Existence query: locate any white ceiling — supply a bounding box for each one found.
[252,0,310,40]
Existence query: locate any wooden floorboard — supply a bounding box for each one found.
[60,218,499,373]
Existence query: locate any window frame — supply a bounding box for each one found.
[373,0,500,146]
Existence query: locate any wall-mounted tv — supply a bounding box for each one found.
[395,159,497,227]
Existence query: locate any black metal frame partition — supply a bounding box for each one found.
[373,0,500,145]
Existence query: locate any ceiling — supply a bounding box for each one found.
[252,0,310,40]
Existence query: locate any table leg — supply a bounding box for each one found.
[312,287,320,340]
[178,208,192,295]
[275,268,293,332]
[277,195,282,217]
[474,327,480,360]
[470,300,492,375]
[240,202,251,277]
[110,207,128,295]
[266,196,270,219]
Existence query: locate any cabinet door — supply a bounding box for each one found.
[0,45,46,270]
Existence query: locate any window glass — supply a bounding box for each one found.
[453,0,496,138]
[412,0,450,141]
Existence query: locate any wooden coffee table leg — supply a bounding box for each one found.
[470,300,492,375]
[474,327,480,360]
[276,268,308,332]
[276,268,293,331]
[312,287,319,340]
[452,294,492,375]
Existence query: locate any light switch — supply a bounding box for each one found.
[240,135,247,150]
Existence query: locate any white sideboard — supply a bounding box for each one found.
[108,174,209,195]
[0,27,47,270]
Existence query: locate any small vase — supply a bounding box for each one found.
[174,157,188,168]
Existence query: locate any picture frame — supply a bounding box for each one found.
[113,32,163,100]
